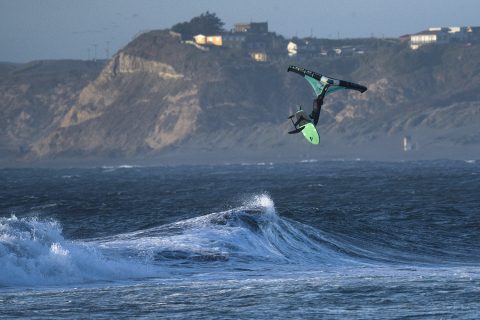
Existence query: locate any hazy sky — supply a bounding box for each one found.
[1,0,479,62]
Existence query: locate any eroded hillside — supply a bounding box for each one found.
[1,30,479,164]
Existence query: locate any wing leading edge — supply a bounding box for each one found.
[287,65,367,96]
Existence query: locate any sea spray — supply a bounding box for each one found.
[0,215,154,286]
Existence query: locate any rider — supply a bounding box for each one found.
[309,84,329,126]
[294,84,329,127]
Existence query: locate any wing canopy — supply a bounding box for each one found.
[288,65,367,96]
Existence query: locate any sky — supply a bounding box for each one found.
[1,0,479,62]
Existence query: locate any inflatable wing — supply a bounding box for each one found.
[288,65,367,96]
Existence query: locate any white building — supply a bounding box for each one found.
[410,28,449,50]
[403,135,416,151]
[409,26,478,49]
[287,41,297,56]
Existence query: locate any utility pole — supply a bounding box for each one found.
[93,44,97,61]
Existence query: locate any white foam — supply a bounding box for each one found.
[102,164,139,169]
[299,159,318,163]
[101,164,142,172]
[0,215,155,287]
[240,162,274,166]
[246,194,275,212]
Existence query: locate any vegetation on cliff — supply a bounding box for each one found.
[172,12,225,40]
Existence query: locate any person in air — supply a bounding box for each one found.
[292,84,329,128]
[309,84,329,126]
[287,65,367,144]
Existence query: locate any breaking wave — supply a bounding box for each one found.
[99,194,358,267]
[0,216,154,287]
[3,194,463,287]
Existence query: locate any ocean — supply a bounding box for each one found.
[1,160,479,319]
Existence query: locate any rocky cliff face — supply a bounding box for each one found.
[1,30,479,165]
[31,48,202,158]
[0,60,104,160]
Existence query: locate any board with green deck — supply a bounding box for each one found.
[300,122,320,144]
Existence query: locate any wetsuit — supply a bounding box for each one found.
[309,85,329,126]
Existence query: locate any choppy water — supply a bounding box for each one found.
[1,160,479,319]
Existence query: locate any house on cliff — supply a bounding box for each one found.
[192,22,284,61]
[409,26,480,50]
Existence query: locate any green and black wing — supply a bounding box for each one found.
[288,65,367,96]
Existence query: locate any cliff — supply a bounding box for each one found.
[1,30,479,165]
[0,60,105,161]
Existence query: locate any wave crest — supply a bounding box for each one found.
[101,194,352,266]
